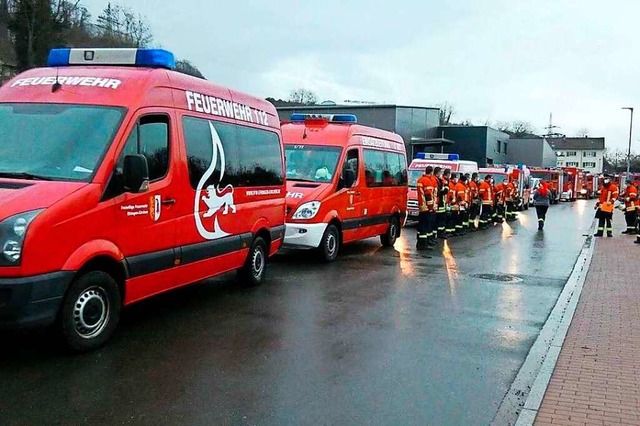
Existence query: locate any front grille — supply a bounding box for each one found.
[407,200,418,208]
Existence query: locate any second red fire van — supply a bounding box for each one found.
[281,114,408,261]
[0,48,286,350]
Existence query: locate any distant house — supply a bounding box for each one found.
[547,137,605,174]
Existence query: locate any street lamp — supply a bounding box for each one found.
[622,107,634,177]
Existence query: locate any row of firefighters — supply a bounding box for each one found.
[414,166,521,250]
[594,176,640,243]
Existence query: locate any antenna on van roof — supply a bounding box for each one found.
[52,67,62,93]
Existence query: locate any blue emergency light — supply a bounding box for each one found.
[415,153,460,161]
[290,113,357,123]
[47,48,176,70]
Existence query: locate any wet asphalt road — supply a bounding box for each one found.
[1,201,596,426]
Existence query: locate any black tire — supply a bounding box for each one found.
[381,216,400,247]
[319,224,340,262]
[59,271,121,352]
[238,237,268,287]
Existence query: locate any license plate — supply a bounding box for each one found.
[409,211,419,216]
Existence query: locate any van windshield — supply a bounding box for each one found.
[285,145,342,183]
[0,103,125,182]
[408,170,423,187]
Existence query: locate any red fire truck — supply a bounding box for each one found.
[578,172,598,199]
[529,168,563,205]
[560,167,582,202]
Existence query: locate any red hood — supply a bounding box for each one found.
[285,181,333,212]
[0,179,86,220]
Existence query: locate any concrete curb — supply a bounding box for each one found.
[491,222,597,426]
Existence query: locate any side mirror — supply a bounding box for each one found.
[343,169,356,189]
[123,154,150,193]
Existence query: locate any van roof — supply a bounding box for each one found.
[281,121,405,152]
[0,66,280,130]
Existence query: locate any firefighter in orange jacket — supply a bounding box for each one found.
[505,178,518,222]
[446,173,458,236]
[468,172,480,231]
[456,174,471,235]
[594,175,619,237]
[416,166,438,250]
[478,175,494,229]
[494,179,506,224]
[621,179,638,235]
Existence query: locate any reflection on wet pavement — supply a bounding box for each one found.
[0,202,595,426]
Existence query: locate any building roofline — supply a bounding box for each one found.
[276,104,440,111]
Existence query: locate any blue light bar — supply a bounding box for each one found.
[47,48,175,70]
[289,113,357,123]
[135,49,175,69]
[331,114,357,123]
[416,153,460,161]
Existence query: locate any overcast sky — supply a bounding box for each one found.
[82,0,640,152]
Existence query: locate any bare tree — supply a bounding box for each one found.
[494,120,535,136]
[576,127,590,137]
[288,88,318,105]
[437,101,455,125]
[175,59,205,79]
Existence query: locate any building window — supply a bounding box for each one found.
[584,151,597,157]
[582,162,596,168]
[503,142,508,155]
[496,140,501,153]
[566,161,579,167]
[566,151,577,157]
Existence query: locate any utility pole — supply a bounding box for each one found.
[622,107,634,177]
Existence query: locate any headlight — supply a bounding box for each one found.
[292,201,321,220]
[0,210,43,266]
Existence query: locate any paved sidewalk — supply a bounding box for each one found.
[535,213,640,426]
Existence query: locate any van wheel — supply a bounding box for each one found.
[381,216,400,247]
[319,224,340,262]
[238,237,267,286]
[59,271,121,352]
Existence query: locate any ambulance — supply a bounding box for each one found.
[406,153,478,219]
[281,114,407,261]
[0,48,286,350]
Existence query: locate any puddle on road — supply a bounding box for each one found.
[470,273,524,283]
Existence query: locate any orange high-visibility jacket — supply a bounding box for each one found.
[623,184,638,212]
[448,180,457,206]
[505,182,517,201]
[417,174,438,212]
[479,181,494,205]
[455,182,469,209]
[599,183,619,213]
[494,183,505,204]
[469,180,479,200]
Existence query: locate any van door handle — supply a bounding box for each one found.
[348,191,361,196]
[162,198,176,206]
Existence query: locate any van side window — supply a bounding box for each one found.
[182,116,284,189]
[363,149,407,187]
[342,149,359,188]
[104,115,170,199]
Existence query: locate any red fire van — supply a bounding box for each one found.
[0,48,286,350]
[281,114,407,261]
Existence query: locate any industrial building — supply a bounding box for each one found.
[508,137,557,168]
[276,105,509,167]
